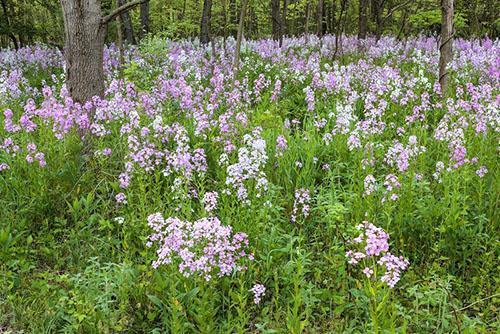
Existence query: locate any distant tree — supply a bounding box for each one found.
[117,0,136,44]
[439,0,454,96]
[232,0,249,86]
[200,0,212,44]
[358,0,368,39]
[271,0,281,41]
[139,1,150,39]
[316,0,323,37]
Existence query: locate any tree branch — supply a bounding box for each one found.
[102,0,148,26]
[382,0,412,25]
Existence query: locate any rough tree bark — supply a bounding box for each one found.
[358,0,368,39]
[60,0,147,105]
[271,0,281,41]
[118,0,136,45]
[200,0,212,44]
[439,0,453,96]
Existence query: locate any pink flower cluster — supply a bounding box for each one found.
[346,221,409,288]
[146,214,253,281]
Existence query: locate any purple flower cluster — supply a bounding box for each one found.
[291,188,311,223]
[346,221,409,288]
[146,214,253,281]
[250,283,266,304]
[202,191,219,213]
[275,135,287,157]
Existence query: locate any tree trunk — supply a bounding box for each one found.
[358,0,368,39]
[305,0,310,38]
[317,0,323,37]
[60,0,106,104]
[334,0,347,58]
[281,0,287,42]
[1,0,19,49]
[232,0,249,86]
[60,0,146,105]
[200,0,212,44]
[139,1,150,39]
[271,0,281,41]
[229,0,238,37]
[117,0,136,45]
[439,0,453,96]
[222,0,228,48]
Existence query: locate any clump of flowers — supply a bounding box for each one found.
[382,174,401,202]
[146,214,253,281]
[291,188,311,223]
[225,127,268,203]
[346,221,409,288]
[275,135,288,157]
[363,174,376,196]
[250,283,266,304]
[202,191,219,213]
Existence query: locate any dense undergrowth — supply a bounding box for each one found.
[0,35,498,333]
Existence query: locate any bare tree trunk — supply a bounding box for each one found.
[116,0,125,75]
[139,1,150,39]
[1,0,19,49]
[305,0,310,39]
[439,0,453,96]
[229,0,238,37]
[358,0,368,39]
[200,0,212,44]
[222,0,228,48]
[60,0,146,106]
[317,0,323,37]
[334,0,347,58]
[117,0,136,44]
[60,0,106,105]
[232,0,249,86]
[281,0,287,45]
[271,0,281,41]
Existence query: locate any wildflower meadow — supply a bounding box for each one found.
[0,32,498,332]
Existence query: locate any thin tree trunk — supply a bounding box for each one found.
[229,0,238,37]
[232,0,249,86]
[305,0,310,40]
[271,0,281,41]
[358,0,368,39]
[334,0,347,58]
[317,0,323,37]
[439,0,453,96]
[281,0,287,44]
[200,0,212,44]
[117,0,136,44]
[222,0,228,48]
[116,0,125,75]
[139,1,149,39]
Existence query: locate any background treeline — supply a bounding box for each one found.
[0,0,499,49]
